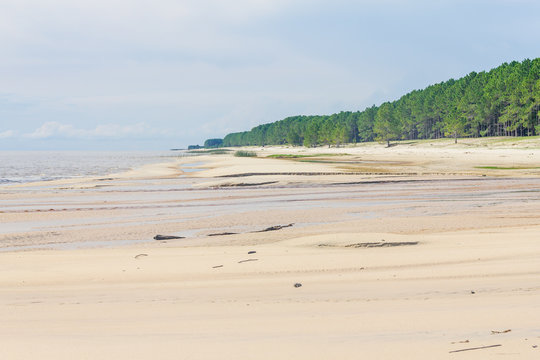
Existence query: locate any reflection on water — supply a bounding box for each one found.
[181,162,208,173]
[0,239,152,252]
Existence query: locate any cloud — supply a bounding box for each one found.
[24,121,168,139]
[0,130,15,138]
[1,0,539,150]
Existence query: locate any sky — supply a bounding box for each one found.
[0,0,539,150]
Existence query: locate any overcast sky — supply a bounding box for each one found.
[1,0,539,150]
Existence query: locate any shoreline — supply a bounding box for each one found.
[0,150,194,187]
[1,140,540,359]
[2,140,540,251]
[3,136,540,188]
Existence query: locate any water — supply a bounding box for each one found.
[0,150,189,184]
[181,162,208,173]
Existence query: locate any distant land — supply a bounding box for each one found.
[202,58,539,148]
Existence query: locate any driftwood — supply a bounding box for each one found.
[134,254,148,259]
[319,241,418,248]
[238,259,258,264]
[248,251,257,254]
[345,241,418,248]
[254,223,294,233]
[153,235,185,241]
[491,329,511,334]
[449,344,501,353]
[226,181,278,187]
[212,265,224,268]
[207,224,293,238]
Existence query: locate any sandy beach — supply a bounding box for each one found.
[1,138,540,359]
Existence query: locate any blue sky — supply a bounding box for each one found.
[1,0,539,150]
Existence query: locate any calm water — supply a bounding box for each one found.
[0,151,188,184]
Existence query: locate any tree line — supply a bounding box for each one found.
[216,58,539,148]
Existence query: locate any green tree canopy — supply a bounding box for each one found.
[209,58,539,148]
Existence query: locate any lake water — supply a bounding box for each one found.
[0,150,189,184]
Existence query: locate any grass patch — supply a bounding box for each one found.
[298,159,351,164]
[267,153,349,159]
[267,154,312,159]
[485,136,540,143]
[234,150,257,157]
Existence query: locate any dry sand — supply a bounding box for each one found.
[1,138,540,359]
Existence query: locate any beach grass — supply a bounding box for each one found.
[267,153,349,159]
[234,150,257,157]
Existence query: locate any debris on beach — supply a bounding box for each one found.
[208,232,237,237]
[449,344,501,353]
[294,283,302,288]
[254,223,294,233]
[248,250,256,254]
[208,224,293,237]
[226,181,278,187]
[153,235,185,241]
[344,241,418,248]
[450,340,469,344]
[238,259,258,264]
[319,241,418,248]
[212,265,224,268]
[134,254,148,259]
[491,329,511,334]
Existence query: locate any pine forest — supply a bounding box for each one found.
[218,58,540,147]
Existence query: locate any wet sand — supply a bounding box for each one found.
[1,139,540,359]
